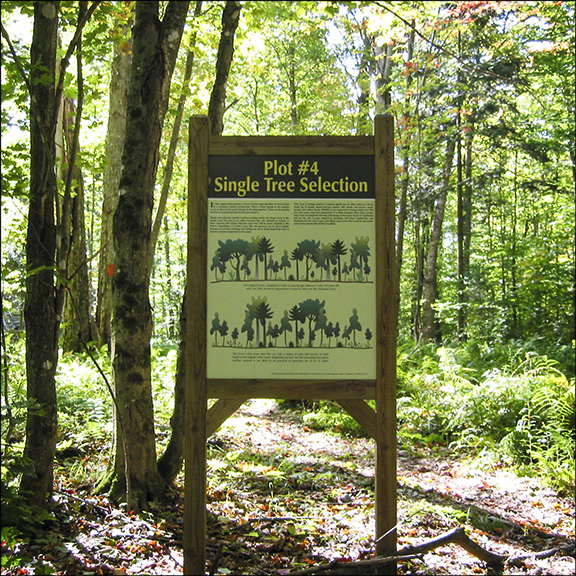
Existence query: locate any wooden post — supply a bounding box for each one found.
[184,116,209,576]
[184,117,397,574]
[374,114,397,571]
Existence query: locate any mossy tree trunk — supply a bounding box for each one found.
[158,0,241,485]
[105,0,189,511]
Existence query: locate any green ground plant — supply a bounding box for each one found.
[302,338,575,495]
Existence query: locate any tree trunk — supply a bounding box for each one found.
[421,135,457,343]
[150,0,203,265]
[208,1,241,136]
[355,23,374,135]
[157,293,187,482]
[61,96,96,353]
[395,28,414,311]
[20,0,60,508]
[457,123,473,341]
[159,1,241,486]
[97,20,132,348]
[105,0,189,511]
[374,41,393,113]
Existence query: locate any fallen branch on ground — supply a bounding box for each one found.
[284,553,421,575]
[286,527,575,575]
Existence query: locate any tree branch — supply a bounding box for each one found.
[287,527,576,575]
[0,22,31,91]
[374,2,526,86]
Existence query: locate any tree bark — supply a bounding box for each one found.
[20,0,61,508]
[395,27,414,311]
[150,0,203,263]
[157,294,187,483]
[106,0,189,511]
[61,96,96,353]
[457,123,473,341]
[159,0,241,486]
[208,1,241,136]
[97,19,132,348]
[355,23,374,135]
[421,134,456,343]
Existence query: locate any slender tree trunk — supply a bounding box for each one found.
[61,97,96,353]
[105,0,190,511]
[97,20,132,348]
[356,24,374,135]
[421,135,457,343]
[374,41,393,113]
[208,1,241,136]
[457,123,473,341]
[20,0,60,508]
[395,28,414,311]
[157,296,187,482]
[159,0,241,485]
[150,0,203,264]
[456,108,465,340]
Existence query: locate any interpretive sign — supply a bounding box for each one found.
[207,155,376,380]
[185,116,398,576]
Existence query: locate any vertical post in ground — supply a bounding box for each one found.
[374,114,398,572]
[184,116,209,576]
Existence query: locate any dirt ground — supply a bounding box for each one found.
[3,399,574,575]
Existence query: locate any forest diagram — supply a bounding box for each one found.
[210,296,372,349]
[210,235,373,283]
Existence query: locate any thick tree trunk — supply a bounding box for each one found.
[421,136,457,343]
[97,22,132,349]
[20,0,60,508]
[106,0,189,511]
[159,1,241,485]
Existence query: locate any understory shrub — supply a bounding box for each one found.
[397,342,575,495]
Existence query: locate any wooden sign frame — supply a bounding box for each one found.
[184,115,397,575]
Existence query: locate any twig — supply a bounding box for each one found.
[54,488,110,516]
[229,516,319,532]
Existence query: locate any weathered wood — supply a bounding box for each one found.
[374,114,398,570]
[287,526,511,575]
[397,527,505,565]
[336,399,377,439]
[184,115,209,576]
[287,555,420,575]
[208,379,376,399]
[209,135,374,156]
[187,117,398,574]
[206,397,247,437]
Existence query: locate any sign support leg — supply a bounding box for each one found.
[184,116,209,576]
[374,114,398,573]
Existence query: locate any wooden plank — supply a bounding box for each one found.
[184,116,209,576]
[374,114,398,571]
[206,397,248,437]
[209,135,374,156]
[208,379,376,399]
[336,399,377,440]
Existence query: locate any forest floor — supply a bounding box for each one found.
[3,399,574,575]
